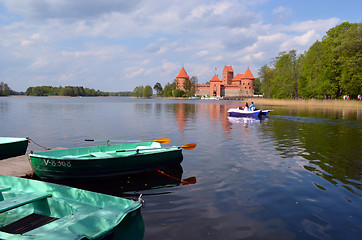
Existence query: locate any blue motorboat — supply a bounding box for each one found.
[227,108,272,118]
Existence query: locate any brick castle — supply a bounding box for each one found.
[176,66,255,97]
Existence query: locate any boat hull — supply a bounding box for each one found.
[260,110,272,116]
[0,137,28,160]
[0,175,143,239]
[29,142,183,180]
[227,108,262,118]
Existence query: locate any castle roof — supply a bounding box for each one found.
[224,66,233,72]
[241,68,254,79]
[232,73,243,81]
[176,67,189,78]
[210,74,221,82]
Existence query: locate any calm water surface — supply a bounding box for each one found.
[1,96,361,240]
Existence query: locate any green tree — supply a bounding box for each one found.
[253,78,261,95]
[133,86,144,97]
[333,23,362,97]
[0,82,11,96]
[143,85,153,98]
[153,82,163,96]
[163,83,173,97]
[271,50,302,99]
[300,40,337,98]
[174,89,185,97]
[259,65,275,98]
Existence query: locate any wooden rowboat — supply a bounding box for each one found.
[29,141,194,180]
[0,137,28,160]
[0,175,144,239]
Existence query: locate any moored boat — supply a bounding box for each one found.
[29,141,196,180]
[0,175,144,239]
[0,137,29,160]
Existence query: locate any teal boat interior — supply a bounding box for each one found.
[29,141,175,160]
[0,175,143,239]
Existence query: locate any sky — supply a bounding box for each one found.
[0,0,361,92]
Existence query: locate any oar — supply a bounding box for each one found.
[179,143,197,150]
[181,176,197,185]
[157,170,197,185]
[116,143,197,153]
[85,138,171,144]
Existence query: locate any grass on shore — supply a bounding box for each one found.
[242,98,362,109]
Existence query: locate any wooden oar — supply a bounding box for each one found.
[85,138,171,144]
[116,143,197,153]
[181,176,197,185]
[157,170,197,185]
[179,143,197,150]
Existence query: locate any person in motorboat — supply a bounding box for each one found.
[250,102,255,111]
[244,102,249,111]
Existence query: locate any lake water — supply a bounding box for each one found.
[1,96,361,240]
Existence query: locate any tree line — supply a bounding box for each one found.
[133,77,198,98]
[0,82,24,96]
[258,22,361,99]
[0,82,12,96]
[25,86,132,96]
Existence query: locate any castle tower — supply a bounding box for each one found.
[222,66,233,85]
[176,67,189,91]
[240,67,255,96]
[210,74,221,97]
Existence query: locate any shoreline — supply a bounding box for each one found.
[6,95,362,109]
[242,98,362,109]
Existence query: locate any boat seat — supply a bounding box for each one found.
[0,186,11,192]
[136,146,158,150]
[0,192,52,213]
[89,152,113,158]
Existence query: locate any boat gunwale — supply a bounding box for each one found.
[0,137,28,145]
[29,145,182,160]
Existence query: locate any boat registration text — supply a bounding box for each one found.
[43,159,71,167]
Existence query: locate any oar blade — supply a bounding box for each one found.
[154,138,171,144]
[181,143,197,150]
[181,176,197,185]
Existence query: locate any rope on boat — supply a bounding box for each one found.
[26,137,50,150]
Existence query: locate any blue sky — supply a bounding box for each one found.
[0,0,361,92]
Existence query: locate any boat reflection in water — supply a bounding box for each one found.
[40,164,194,197]
[227,116,268,127]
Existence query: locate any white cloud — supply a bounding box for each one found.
[195,50,209,57]
[280,30,318,51]
[125,67,144,79]
[272,6,292,22]
[0,0,349,91]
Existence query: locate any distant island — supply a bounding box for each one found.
[24,86,132,97]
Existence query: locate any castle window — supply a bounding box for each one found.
[248,83,250,85]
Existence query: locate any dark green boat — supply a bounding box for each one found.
[0,137,28,160]
[29,141,189,180]
[0,175,144,240]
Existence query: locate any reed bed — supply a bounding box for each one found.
[243,98,362,109]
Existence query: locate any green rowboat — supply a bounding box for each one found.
[0,137,29,160]
[29,141,184,180]
[0,175,144,240]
